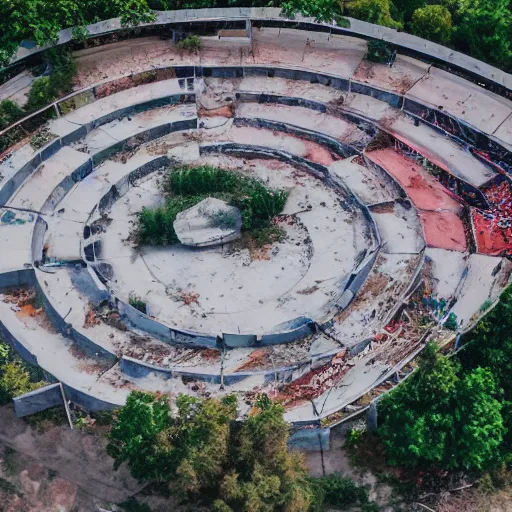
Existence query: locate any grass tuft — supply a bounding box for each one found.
[137,166,288,247]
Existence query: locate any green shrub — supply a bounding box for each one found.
[366,39,395,63]
[176,34,202,52]
[310,474,375,511]
[0,361,44,405]
[30,129,57,150]
[25,49,76,112]
[129,294,147,314]
[348,0,402,29]
[0,100,24,130]
[0,340,48,406]
[444,312,458,331]
[25,77,55,112]
[138,166,288,246]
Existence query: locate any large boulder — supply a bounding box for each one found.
[173,197,242,247]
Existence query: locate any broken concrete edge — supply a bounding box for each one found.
[0,268,118,363]
[379,250,427,329]
[120,355,295,386]
[97,155,172,216]
[403,97,512,174]
[321,340,428,426]
[0,94,196,206]
[31,215,47,264]
[118,300,219,349]
[4,8,510,92]
[235,91,379,153]
[119,341,350,385]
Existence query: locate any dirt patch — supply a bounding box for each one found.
[303,139,338,166]
[235,348,271,371]
[369,202,395,214]
[198,104,235,118]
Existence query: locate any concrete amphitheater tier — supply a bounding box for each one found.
[0,14,511,424]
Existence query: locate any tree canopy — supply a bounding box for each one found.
[108,392,377,511]
[411,5,452,44]
[107,393,314,511]
[378,342,505,471]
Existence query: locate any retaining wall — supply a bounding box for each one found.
[13,383,64,417]
[0,94,196,207]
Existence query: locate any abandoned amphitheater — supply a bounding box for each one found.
[0,8,512,431]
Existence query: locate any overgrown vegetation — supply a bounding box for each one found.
[107,391,376,511]
[366,40,394,63]
[0,47,76,154]
[175,34,202,52]
[137,166,288,246]
[379,342,505,471]
[310,474,378,512]
[25,48,77,112]
[0,340,47,405]
[129,293,147,314]
[0,100,24,130]
[30,129,57,149]
[378,286,512,477]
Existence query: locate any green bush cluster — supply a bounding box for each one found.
[379,342,505,472]
[309,474,378,512]
[107,391,376,512]
[175,34,202,52]
[25,49,77,112]
[137,166,288,246]
[128,293,147,314]
[0,341,46,405]
[0,100,24,130]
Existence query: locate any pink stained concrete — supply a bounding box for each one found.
[366,148,463,211]
[419,211,467,252]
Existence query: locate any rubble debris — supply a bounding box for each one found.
[273,350,348,406]
[473,178,512,256]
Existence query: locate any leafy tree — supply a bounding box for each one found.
[458,286,512,449]
[281,0,341,23]
[107,391,172,480]
[378,342,504,471]
[346,0,402,29]
[0,0,160,66]
[452,0,512,69]
[411,5,452,44]
[108,392,317,511]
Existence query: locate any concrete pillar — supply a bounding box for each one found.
[367,401,378,432]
